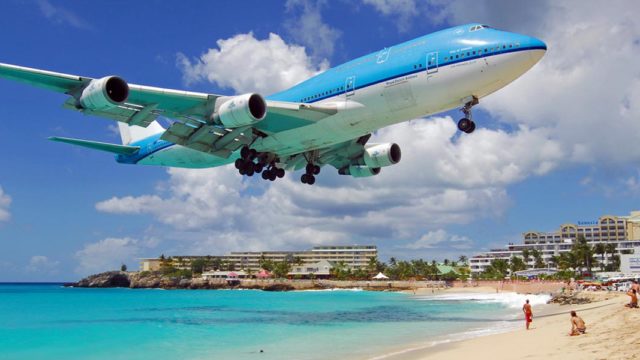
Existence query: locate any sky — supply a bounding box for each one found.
[0,0,639,281]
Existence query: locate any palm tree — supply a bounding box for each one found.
[521,248,531,267]
[593,243,606,268]
[389,257,397,266]
[531,249,545,269]
[458,255,468,264]
[509,256,526,277]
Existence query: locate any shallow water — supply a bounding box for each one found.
[0,284,549,360]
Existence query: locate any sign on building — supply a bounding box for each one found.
[620,248,640,274]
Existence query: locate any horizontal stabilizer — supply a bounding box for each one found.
[48,136,140,155]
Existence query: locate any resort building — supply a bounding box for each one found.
[140,245,377,272]
[469,211,640,275]
[288,260,333,279]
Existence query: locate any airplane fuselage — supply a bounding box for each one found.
[120,23,546,169]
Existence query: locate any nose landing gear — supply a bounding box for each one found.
[458,96,478,134]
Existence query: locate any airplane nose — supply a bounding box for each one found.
[528,36,546,65]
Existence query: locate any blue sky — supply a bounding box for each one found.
[0,0,639,281]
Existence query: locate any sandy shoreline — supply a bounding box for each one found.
[377,288,639,360]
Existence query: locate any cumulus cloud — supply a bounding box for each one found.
[403,229,473,250]
[105,2,640,259]
[362,0,420,32]
[75,237,156,275]
[94,114,569,256]
[285,0,342,59]
[0,186,11,222]
[26,255,60,274]
[177,32,328,94]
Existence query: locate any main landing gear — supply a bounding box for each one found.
[300,162,320,185]
[234,146,285,182]
[457,96,479,134]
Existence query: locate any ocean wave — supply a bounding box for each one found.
[413,292,551,309]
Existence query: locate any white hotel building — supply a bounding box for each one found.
[469,211,640,275]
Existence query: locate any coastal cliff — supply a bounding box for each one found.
[68,271,423,291]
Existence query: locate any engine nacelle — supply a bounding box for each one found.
[363,143,401,168]
[339,165,381,178]
[79,76,129,110]
[218,93,267,128]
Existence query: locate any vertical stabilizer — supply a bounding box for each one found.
[117,121,165,145]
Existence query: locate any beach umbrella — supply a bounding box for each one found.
[373,272,389,280]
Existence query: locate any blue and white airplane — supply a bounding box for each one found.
[0,23,545,185]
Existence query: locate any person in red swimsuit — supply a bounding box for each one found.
[523,299,533,330]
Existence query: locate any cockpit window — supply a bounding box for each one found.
[470,25,491,31]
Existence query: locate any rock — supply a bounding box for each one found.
[548,293,592,305]
[262,283,295,291]
[74,271,130,288]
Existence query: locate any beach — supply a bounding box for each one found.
[387,289,639,360]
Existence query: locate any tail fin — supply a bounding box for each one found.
[118,120,165,145]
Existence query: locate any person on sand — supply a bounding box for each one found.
[522,299,533,330]
[626,289,638,308]
[569,311,586,336]
[632,280,639,294]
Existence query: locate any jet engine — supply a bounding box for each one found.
[218,93,267,128]
[362,143,401,168]
[339,165,381,178]
[79,76,129,110]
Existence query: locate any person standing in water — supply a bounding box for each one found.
[523,299,533,330]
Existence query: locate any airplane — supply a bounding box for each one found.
[0,23,545,185]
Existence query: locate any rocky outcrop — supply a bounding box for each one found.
[74,271,131,288]
[548,293,593,305]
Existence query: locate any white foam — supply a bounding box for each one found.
[413,291,551,309]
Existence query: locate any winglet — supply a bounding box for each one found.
[49,136,140,155]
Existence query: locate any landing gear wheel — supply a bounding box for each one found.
[301,174,309,184]
[234,159,243,170]
[262,171,270,180]
[467,121,476,133]
[240,146,250,159]
[254,163,263,173]
[307,175,316,185]
[276,168,285,178]
[245,167,254,177]
[457,118,474,133]
[306,163,315,174]
[312,165,320,175]
[269,172,277,181]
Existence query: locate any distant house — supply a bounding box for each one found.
[288,260,333,279]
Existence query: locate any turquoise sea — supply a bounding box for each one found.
[0,284,550,360]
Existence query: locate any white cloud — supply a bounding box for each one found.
[37,0,91,29]
[285,0,342,59]
[26,255,60,274]
[177,32,328,95]
[0,186,11,222]
[403,229,473,250]
[362,0,420,32]
[95,115,568,257]
[74,237,156,275]
[104,2,640,260]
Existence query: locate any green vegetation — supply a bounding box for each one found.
[478,234,622,280]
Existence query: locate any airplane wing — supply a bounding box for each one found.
[0,62,337,158]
